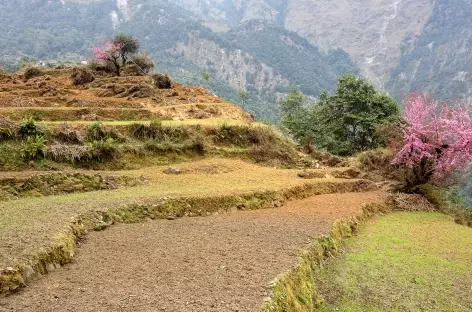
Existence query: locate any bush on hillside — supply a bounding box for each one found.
[86,122,125,143]
[23,66,44,81]
[129,121,188,142]
[70,67,95,85]
[151,73,173,89]
[88,59,115,74]
[127,53,154,75]
[18,118,45,138]
[89,138,120,161]
[86,122,107,141]
[21,135,46,160]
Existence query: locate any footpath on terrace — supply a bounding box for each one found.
[0,190,387,312]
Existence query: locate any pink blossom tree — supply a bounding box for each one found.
[393,93,472,186]
[93,42,125,76]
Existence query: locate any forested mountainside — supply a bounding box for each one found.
[0,0,355,121]
[169,0,472,103]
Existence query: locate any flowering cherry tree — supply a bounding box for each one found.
[93,42,125,76]
[393,93,472,185]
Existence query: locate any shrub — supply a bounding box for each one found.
[128,54,154,75]
[23,66,44,81]
[53,123,84,144]
[88,59,115,74]
[70,67,95,86]
[129,121,188,142]
[151,73,173,89]
[90,138,120,161]
[0,117,17,140]
[190,136,206,155]
[86,122,125,143]
[21,135,46,160]
[18,118,45,138]
[212,124,275,147]
[45,144,91,163]
[86,122,107,141]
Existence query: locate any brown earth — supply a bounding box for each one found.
[0,191,387,312]
[0,68,252,122]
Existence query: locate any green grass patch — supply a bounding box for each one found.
[317,212,472,312]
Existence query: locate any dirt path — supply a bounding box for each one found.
[0,191,387,312]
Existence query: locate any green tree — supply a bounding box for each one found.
[202,71,210,83]
[280,88,315,146]
[112,34,140,65]
[238,89,249,109]
[317,74,399,155]
[281,75,400,155]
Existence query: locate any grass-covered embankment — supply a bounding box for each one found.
[316,212,472,311]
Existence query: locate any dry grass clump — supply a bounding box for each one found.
[70,67,95,86]
[388,193,435,212]
[303,145,344,167]
[129,120,189,142]
[53,123,84,144]
[45,144,92,163]
[89,138,121,162]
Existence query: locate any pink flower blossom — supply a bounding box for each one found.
[93,42,124,62]
[393,93,472,183]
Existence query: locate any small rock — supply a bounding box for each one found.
[163,168,183,175]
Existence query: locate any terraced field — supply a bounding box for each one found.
[1,69,375,308]
[1,68,471,312]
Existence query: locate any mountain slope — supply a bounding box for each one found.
[173,0,472,103]
[388,0,472,102]
[0,0,357,121]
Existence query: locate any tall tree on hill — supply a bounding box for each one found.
[281,74,400,155]
[93,35,153,76]
[93,42,124,76]
[112,34,140,65]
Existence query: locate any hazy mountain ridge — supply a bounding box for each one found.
[388,0,472,102]
[1,0,470,117]
[168,0,472,102]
